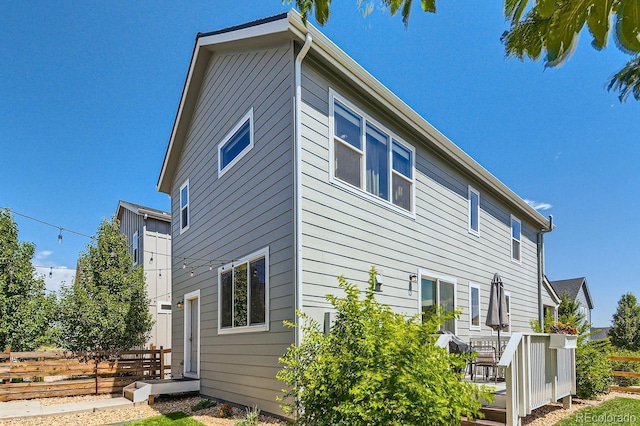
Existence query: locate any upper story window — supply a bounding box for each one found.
[132,231,139,265]
[511,215,521,262]
[331,93,415,213]
[218,247,269,334]
[218,109,254,178]
[180,180,189,234]
[468,186,480,235]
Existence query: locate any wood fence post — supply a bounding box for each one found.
[159,346,164,380]
[2,347,9,384]
[95,356,99,395]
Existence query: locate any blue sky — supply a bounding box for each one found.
[2,1,638,327]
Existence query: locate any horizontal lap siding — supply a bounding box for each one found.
[299,60,539,341]
[171,43,295,415]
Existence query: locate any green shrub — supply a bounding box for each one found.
[610,349,640,388]
[576,340,612,399]
[235,406,260,426]
[191,398,216,412]
[277,268,493,426]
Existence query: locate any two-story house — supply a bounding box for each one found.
[116,201,172,362]
[156,11,558,414]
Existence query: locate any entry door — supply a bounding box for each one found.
[183,290,200,378]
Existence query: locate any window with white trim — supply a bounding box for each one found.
[469,283,481,330]
[511,216,521,262]
[468,186,480,235]
[132,231,139,265]
[218,109,254,177]
[420,274,456,334]
[332,95,414,213]
[218,247,269,333]
[157,302,172,314]
[504,292,511,332]
[180,180,189,233]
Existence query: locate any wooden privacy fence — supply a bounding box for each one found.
[0,347,171,401]
[609,355,640,394]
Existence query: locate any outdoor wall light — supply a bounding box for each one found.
[409,274,417,293]
[176,299,184,309]
[374,273,383,292]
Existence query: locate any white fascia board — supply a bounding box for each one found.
[287,11,548,229]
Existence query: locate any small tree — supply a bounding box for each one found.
[575,340,612,399]
[0,209,58,351]
[277,268,492,425]
[556,291,591,343]
[609,293,640,351]
[58,217,153,351]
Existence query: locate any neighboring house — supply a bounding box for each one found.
[549,277,594,328]
[590,327,610,341]
[156,11,557,414]
[116,201,172,358]
[542,275,561,322]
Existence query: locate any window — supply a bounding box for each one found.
[218,109,254,177]
[468,186,480,235]
[420,272,456,334]
[469,283,481,330]
[218,247,269,334]
[511,216,521,262]
[132,231,139,265]
[332,94,415,213]
[157,302,172,314]
[180,180,189,233]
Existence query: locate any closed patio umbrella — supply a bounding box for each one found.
[486,273,509,353]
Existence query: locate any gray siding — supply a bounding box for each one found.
[118,208,172,360]
[170,42,295,414]
[299,57,541,341]
[576,286,592,327]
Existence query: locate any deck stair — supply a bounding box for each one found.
[461,406,507,426]
[123,378,200,404]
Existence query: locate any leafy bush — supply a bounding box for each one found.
[235,406,260,426]
[191,398,216,412]
[610,349,640,388]
[277,268,492,425]
[576,340,612,399]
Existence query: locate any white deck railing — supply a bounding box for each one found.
[497,332,576,426]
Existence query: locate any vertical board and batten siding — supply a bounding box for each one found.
[118,209,172,354]
[170,42,295,414]
[298,57,540,341]
[575,286,592,326]
[144,219,172,354]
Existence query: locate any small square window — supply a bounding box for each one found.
[218,110,254,177]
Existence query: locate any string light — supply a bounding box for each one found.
[190,269,194,278]
[58,228,63,244]
[49,267,53,278]
[209,262,213,271]
[149,253,154,264]
[159,269,162,278]
[182,260,187,269]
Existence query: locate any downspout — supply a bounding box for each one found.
[294,33,313,347]
[537,215,554,326]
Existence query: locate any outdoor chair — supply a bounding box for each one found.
[471,345,498,383]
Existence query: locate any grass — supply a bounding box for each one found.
[124,411,205,425]
[555,397,640,425]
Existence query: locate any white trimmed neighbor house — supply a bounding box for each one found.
[156,11,567,420]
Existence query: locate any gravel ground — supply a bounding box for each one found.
[2,391,639,425]
[0,394,285,426]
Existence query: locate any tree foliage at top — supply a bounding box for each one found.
[277,268,492,425]
[609,292,640,351]
[58,216,153,351]
[289,0,640,101]
[0,208,58,351]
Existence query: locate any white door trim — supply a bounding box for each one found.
[183,289,200,379]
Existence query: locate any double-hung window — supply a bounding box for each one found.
[218,247,269,334]
[332,95,414,213]
[468,186,480,235]
[218,109,254,177]
[180,180,189,233]
[511,215,521,262]
[469,283,481,330]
